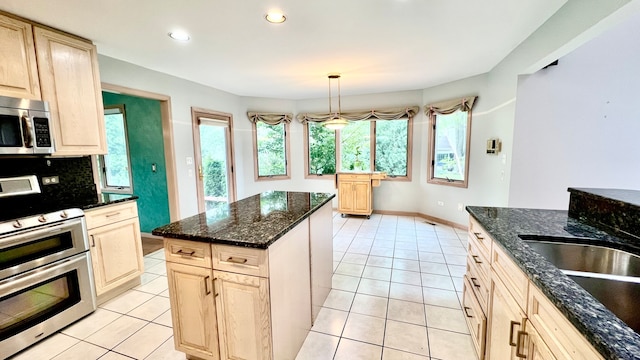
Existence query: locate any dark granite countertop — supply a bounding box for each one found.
[467,206,640,360]
[151,191,335,249]
[82,193,139,210]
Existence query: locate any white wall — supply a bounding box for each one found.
[508,9,640,209]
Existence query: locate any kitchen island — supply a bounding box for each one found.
[466,202,640,359]
[152,191,334,360]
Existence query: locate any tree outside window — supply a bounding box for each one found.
[99,105,133,193]
[307,122,336,175]
[375,119,409,177]
[340,121,371,171]
[428,109,471,187]
[253,120,290,179]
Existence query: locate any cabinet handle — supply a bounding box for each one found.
[204,276,211,295]
[105,211,121,218]
[463,306,473,318]
[509,321,521,347]
[213,277,219,297]
[473,232,484,241]
[226,256,248,264]
[90,235,95,247]
[472,255,482,264]
[176,249,196,256]
[470,277,481,288]
[515,330,528,358]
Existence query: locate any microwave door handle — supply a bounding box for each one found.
[21,115,34,148]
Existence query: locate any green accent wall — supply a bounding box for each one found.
[102,92,170,233]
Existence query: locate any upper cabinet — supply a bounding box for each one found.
[34,27,106,155]
[0,13,41,99]
[0,11,106,156]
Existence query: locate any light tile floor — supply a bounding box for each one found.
[11,213,477,360]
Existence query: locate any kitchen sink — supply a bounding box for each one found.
[521,236,640,333]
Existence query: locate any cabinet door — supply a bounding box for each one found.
[523,320,557,360]
[353,181,371,213]
[88,217,143,296]
[33,27,106,155]
[338,180,354,212]
[166,262,220,360]
[486,274,527,360]
[0,14,41,99]
[214,270,272,360]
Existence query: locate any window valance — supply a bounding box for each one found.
[424,96,478,117]
[296,106,420,124]
[247,112,293,125]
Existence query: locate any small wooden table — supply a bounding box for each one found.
[335,172,387,218]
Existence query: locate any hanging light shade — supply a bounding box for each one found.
[324,74,348,130]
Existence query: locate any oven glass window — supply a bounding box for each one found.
[0,232,74,271]
[0,115,22,147]
[0,271,80,341]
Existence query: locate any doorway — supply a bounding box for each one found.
[191,108,237,214]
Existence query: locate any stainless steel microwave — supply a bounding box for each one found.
[0,95,54,155]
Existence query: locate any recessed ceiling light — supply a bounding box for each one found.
[168,30,191,42]
[265,12,286,24]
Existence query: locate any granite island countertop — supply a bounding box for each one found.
[152,191,335,249]
[467,206,640,360]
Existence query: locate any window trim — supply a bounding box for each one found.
[427,110,472,188]
[251,120,291,181]
[99,104,133,194]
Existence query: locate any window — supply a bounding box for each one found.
[99,105,133,193]
[300,107,417,180]
[375,119,409,177]
[305,121,336,176]
[427,96,476,187]
[249,113,291,180]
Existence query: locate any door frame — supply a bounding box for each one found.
[100,83,180,221]
[191,107,237,213]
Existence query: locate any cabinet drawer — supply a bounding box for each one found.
[338,173,370,181]
[468,217,491,259]
[466,257,490,314]
[463,276,487,360]
[491,243,529,313]
[467,237,490,286]
[165,238,212,269]
[528,284,603,360]
[85,201,138,229]
[212,245,268,278]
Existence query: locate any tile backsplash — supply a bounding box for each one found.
[0,156,97,221]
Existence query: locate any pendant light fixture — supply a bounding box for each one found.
[324,74,349,130]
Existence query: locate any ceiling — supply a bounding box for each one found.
[1,0,567,99]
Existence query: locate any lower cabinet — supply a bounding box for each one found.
[466,217,603,360]
[485,273,526,359]
[164,218,313,360]
[214,270,271,360]
[85,201,143,300]
[166,262,219,360]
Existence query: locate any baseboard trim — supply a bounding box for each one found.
[372,210,467,230]
[141,232,163,240]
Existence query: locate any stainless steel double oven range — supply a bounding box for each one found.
[0,175,97,359]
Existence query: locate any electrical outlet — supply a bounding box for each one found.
[186,157,193,165]
[437,201,444,207]
[42,176,59,185]
[458,203,464,211]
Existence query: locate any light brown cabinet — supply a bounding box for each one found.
[336,172,386,218]
[34,27,106,156]
[464,217,603,360]
[0,13,41,99]
[166,261,219,360]
[0,10,106,156]
[164,217,318,360]
[85,201,144,301]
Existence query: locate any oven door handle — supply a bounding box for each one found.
[0,218,84,249]
[0,252,88,289]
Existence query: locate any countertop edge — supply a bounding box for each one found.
[82,195,139,211]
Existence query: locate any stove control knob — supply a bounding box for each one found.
[60,211,68,219]
[12,220,22,228]
[38,215,47,223]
